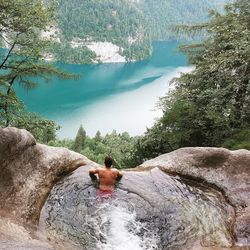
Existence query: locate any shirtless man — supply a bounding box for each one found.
[89,156,123,197]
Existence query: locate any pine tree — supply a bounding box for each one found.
[73,125,86,153]
[94,131,102,142]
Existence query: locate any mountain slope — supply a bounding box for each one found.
[52,0,151,64]
[49,0,230,63]
[138,0,230,40]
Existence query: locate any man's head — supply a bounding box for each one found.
[104,156,113,168]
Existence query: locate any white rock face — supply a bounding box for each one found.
[70,38,85,49]
[40,26,60,62]
[86,42,126,63]
[1,32,11,49]
[128,36,137,45]
[70,38,126,63]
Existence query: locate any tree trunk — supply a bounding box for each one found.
[3,76,17,127]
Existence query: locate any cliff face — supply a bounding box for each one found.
[0,127,249,249]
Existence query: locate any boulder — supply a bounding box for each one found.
[140,147,250,245]
[0,127,91,225]
[0,217,54,250]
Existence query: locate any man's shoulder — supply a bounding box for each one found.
[90,167,103,172]
[97,167,106,172]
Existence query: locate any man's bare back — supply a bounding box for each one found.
[89,156,123,191]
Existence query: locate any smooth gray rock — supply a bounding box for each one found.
[0,127,91,225]
[140,147,250,245]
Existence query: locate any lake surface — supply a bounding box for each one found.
[16,41,191,138]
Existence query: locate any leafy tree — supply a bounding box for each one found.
[222,129,250,150]
[48,138,74,149]
[0,0,71,140]
[48,129,139,168]
[73,125,86,152]
[134,0,250,160]
[79,130,138,168]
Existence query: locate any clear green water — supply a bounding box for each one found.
[15,41,190,138]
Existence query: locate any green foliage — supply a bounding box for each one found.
[134,0,250,161]
[48,138,74,149]
[73,125,86,153]
[50,129,139,168]
[0,0,71,141]
[52,43,96,64]
[222,129,250,150]
[16,112,59,143]
[81,130,139,168]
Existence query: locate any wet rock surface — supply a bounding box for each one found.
[41,165,235,250]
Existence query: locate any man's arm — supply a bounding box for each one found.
[89,168,98,182]
[116,170,123,182]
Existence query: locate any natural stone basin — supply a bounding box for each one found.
[0,128,249,250]
[40,165,235,250]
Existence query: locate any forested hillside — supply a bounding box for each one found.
[50,0,229,63]
[52,0,151,63]
[139,0,229,40]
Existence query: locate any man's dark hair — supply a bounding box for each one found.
[104,156,113,168]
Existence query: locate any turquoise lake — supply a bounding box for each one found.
[16,41,191,138]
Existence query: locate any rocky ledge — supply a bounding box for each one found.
[0,127,91,225]
[140,147,250,246]
[0,127,249,250]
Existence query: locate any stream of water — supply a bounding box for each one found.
[88,201,159,250]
